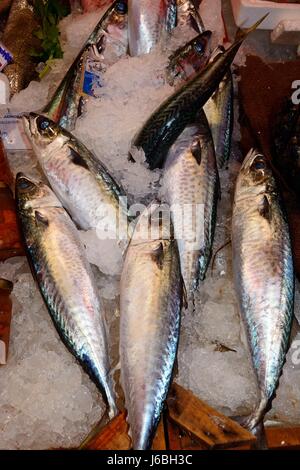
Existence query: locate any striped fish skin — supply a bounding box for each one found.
[120,204,182,449]
[232,149,294,430]
[23,113,129,239]
[166,30,212,86]
[176,0,204,33]
[131,19,262,170]
[42,0,128,131]
[162,110,219,292]
[204,65,234,169]
[16,174,118,419]
[128,0,176,57]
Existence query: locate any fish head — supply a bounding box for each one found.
[239,149,274,194]
[22,113,62,152]
[16,173,62,212]
[192,30,212,57]
[106,1,128,47]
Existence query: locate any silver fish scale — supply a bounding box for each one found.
[204,70,234,169]
[162,114,219,292]
[21,204,117,418]
[232,150,294,428]
[36,136,127,233]
[128,0,176,57]
[120,239,182,449]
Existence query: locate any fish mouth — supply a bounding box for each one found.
[22,112,38,139]
[22,112,43,139]
[22,113,31,137]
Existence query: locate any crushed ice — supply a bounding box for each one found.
[1,0,300,450]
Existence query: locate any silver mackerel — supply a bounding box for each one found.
[232,149,294,430]
[162,110,219,293]
[120,203,182,449]
[23,113,129,241]
[16,175,117,419]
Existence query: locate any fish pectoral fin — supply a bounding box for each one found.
[68,146,90,170]
[258,195,271,221]
[35,211,49,227]
[191,140,202,165]
[151,242,164,269]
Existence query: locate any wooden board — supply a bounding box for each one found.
[81,411,131,450]
[266,426,300,450]
[80,383,256,450]
[167,383,256,450]
[151,418,167,450]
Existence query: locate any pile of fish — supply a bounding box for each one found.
[12,0,295,450]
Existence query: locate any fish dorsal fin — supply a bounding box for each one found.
[191,140,202,165]
[35,210,49,227]
[69,146,89,170]
[151,242,164,269]
[259,195,271,221]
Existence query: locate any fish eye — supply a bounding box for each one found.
[193,42,203,54]
[18,177,35,191]
[36,116,51,132]
[253,158,266,170]
[115,2,127,14]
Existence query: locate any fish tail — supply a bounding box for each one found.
[234,13,269,44]
[245,396,268,431]
[251,421,268,450]
[107,395,119,421]
[232,396,269,448]
[104,376,119,421]
[78,408,110,449]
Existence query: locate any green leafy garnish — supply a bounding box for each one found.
[31,0,70,63]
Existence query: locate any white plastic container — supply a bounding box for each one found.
[0,73,9,105]
[231,0,300,29]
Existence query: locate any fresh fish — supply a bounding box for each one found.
[2,0,40,96]
[232,149,294,431]
[42,0,128,131]
[166,30,212,86]
[162,110,219,292]
[204,66,234,168]
[128,0,177,57]
[16,174,118,419]
[176,0,204,33]
[120,203,182,449]
[22,113,129,241]
[130,16,267,170]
